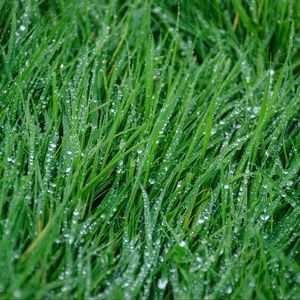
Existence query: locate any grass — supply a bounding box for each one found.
[0,0,300,299]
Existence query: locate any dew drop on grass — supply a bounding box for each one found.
[253,107,261,118]
[249,279,255,288]
[260,214,270,221]
[225,286,232,294]
[7,157,15,164]
[179,241,186,247]
[157,278,168,289]
[13,290,22,298]
[153,7,162,14]
[286,180,293,187]
[73,209,80,216]
[149,178,155,185]
[19,25,26,31]
[176,181,182,188]
[198,218,205,224]
[50,143,56,149]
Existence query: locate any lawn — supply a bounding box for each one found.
[0,0,299,299]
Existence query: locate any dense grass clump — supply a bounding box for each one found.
[0,0,299,299]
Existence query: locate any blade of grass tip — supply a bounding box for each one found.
[145,34,154,121]
[245,71,270,169]
[267,23,294,117]
[101,83,128,166]
[7,0,17,60]
[201,95,216,161]
[82,126,146,193]
[201,57,224,161]
[147,40,172,132]
[232,0,259,41]
[108,23,128,74]
[170,53,215,184]
[220,167,227,226]
[1,46,13,82]
[83,0,91,37]
[20,214,52,262]
[151,168,179,228]
[140,183,153,256]
[52,74,58,129]
[129,57,183,200]
[167,33,179,94]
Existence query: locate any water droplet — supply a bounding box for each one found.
[286,180,293,187]
[149,178,156,185]
[260,214,269,221]
[13,290,22,298]
[157,278,168,289]
[226,286,232,294]
[19,25,26,31]
[253,106,260,114]
[268,69,275,76]
[198,218,205,224]
[179,241,186,247]
[153,7,162,14]
[73,209,80,216]
[7,157,15,163]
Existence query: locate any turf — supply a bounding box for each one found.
[0,0,300,299]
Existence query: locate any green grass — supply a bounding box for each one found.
[0,0,300,299]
